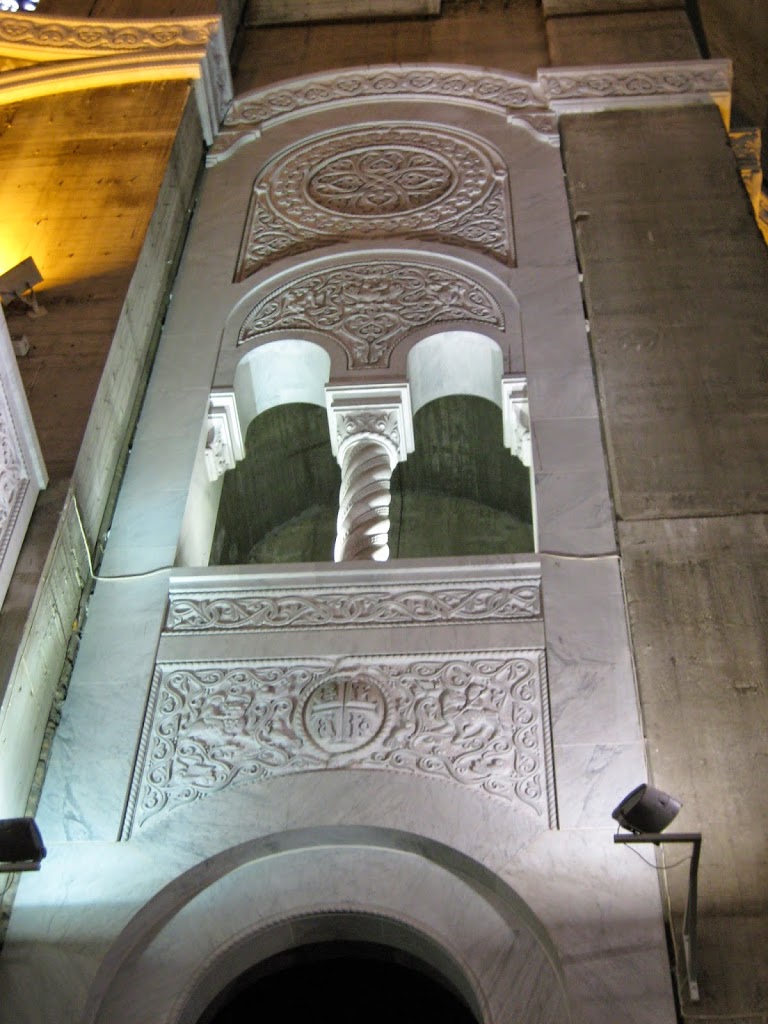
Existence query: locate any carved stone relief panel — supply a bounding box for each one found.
[166,574,542,633]
[124,650,553,833]
[235,124,514,277]
[238,260,504,369]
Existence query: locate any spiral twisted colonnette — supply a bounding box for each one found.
[334,437,395,562]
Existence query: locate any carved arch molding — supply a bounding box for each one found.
[236,123,514,278]
[238,260,505,369]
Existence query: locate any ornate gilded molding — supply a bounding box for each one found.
[0,13,218,60]
[124,650,554,833]
[209,60,732,164]
[235,123,514,277]
[238,261,505,370]
[0,13,232,143]
[165,577,543,633]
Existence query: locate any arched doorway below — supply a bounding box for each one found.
[198,940,479,1024]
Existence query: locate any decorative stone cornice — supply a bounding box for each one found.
[209,59,732,163]
[204,391,244,483]
[539,59,732,116]
[501,375,531,468]
[0,13,232,144]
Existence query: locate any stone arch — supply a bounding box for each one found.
[84,828,570,1024]
[233,119,516,279]
[215,247,521,390]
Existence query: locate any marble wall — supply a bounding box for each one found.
[0,67,679,1024]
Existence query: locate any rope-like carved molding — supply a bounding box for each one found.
[208,60,733,164]
[235,122,514,277]
[238,261,504,370]
[165,577,542,633]
[124,650,553,833]
[0,13,220,61]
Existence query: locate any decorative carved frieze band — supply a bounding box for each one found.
[238,261,505,369]
[124,650,554,833]
[204,391,244,482]
[0,13,219,60]
[539,59,732,115]
[235,123,514,277]
[165,576,543,633]
[0,309,46,609]
[209,60,732,164]
[0,13,232,143]
[209,64,558,161]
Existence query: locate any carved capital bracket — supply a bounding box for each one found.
[326,383,414,465]
[501,375,531,468]
[326,383,414,562]
[204,391,244,483]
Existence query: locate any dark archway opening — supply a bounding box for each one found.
[198,940,480,1024]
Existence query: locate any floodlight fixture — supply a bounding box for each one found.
[612,783,681,834]
[612,785,702,1002]
[0,817,47,873]
[0,257,45,317]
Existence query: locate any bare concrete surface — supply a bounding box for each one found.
[546,9,700,65]
[564,106,768,1019]
[235,0,548,91]
[562,105,768,521]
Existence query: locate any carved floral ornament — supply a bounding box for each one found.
[124,651,554,834]
[208,60,732,164]
[236,123,514,277]
[237,261,505,370]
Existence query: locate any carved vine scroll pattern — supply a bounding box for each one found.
[236,124,514,277]
[238,262,504,369]
[126,652,552,832]
[166,579,542,633]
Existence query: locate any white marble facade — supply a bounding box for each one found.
[1,67,679,1024]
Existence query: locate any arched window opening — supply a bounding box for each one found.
[210,402,340,565]
[390,394,533,558]
[198,940,479,1024]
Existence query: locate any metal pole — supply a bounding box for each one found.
[614,832,702,1002]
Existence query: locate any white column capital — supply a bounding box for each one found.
[204,390,245,482]
[501,375,532,468]
[325,382,414,468]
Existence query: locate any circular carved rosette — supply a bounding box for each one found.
[296,674,392,762]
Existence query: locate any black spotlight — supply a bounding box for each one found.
[0,818,47,872]
[611,783,681,834]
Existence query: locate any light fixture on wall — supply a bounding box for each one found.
[612,784,702,1002]
[0,257,46,318]
[0,818,47,872]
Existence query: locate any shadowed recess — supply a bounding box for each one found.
[199,941,479,1024]
[211,395,533,564]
